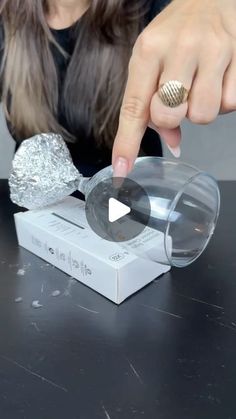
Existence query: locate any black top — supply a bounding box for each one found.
[1,0,169,176]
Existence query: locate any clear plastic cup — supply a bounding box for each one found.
[82,157,220,267]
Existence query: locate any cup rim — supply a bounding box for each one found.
[134,156,201,174]
[164,171,221,268]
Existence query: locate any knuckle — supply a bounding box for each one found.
[205,32,231,59]
[221,95,236,112]
[173,30,231,63]
[152,112,180,129]
[214,42,226,57]
[175,34,196,53]
[208,35,223,53]
[120,97,147,121]
[188,109,215,124]
[135,31,157,57]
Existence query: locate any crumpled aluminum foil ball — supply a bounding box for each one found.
[9,133,82,210]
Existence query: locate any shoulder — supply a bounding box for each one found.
[146,0,171,22]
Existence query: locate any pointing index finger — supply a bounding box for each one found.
[112,38,160,174]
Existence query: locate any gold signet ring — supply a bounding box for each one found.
[158,80,189,108]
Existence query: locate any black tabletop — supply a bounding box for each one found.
[0,179,235,419]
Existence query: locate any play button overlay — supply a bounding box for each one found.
[85,177,151,242]
[108,198,130,222]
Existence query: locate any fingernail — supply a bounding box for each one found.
[113,157,129,177]
[167,144,181,158]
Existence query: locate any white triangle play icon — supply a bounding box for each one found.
[108,198,131,223]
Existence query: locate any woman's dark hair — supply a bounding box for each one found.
[0,0,146,147]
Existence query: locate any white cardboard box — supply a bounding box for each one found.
[14,197,170,304]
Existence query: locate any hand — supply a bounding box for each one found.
[112,0,236,176]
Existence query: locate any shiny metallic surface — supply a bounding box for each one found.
[9,133,82,209]
[158,80,189,107]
